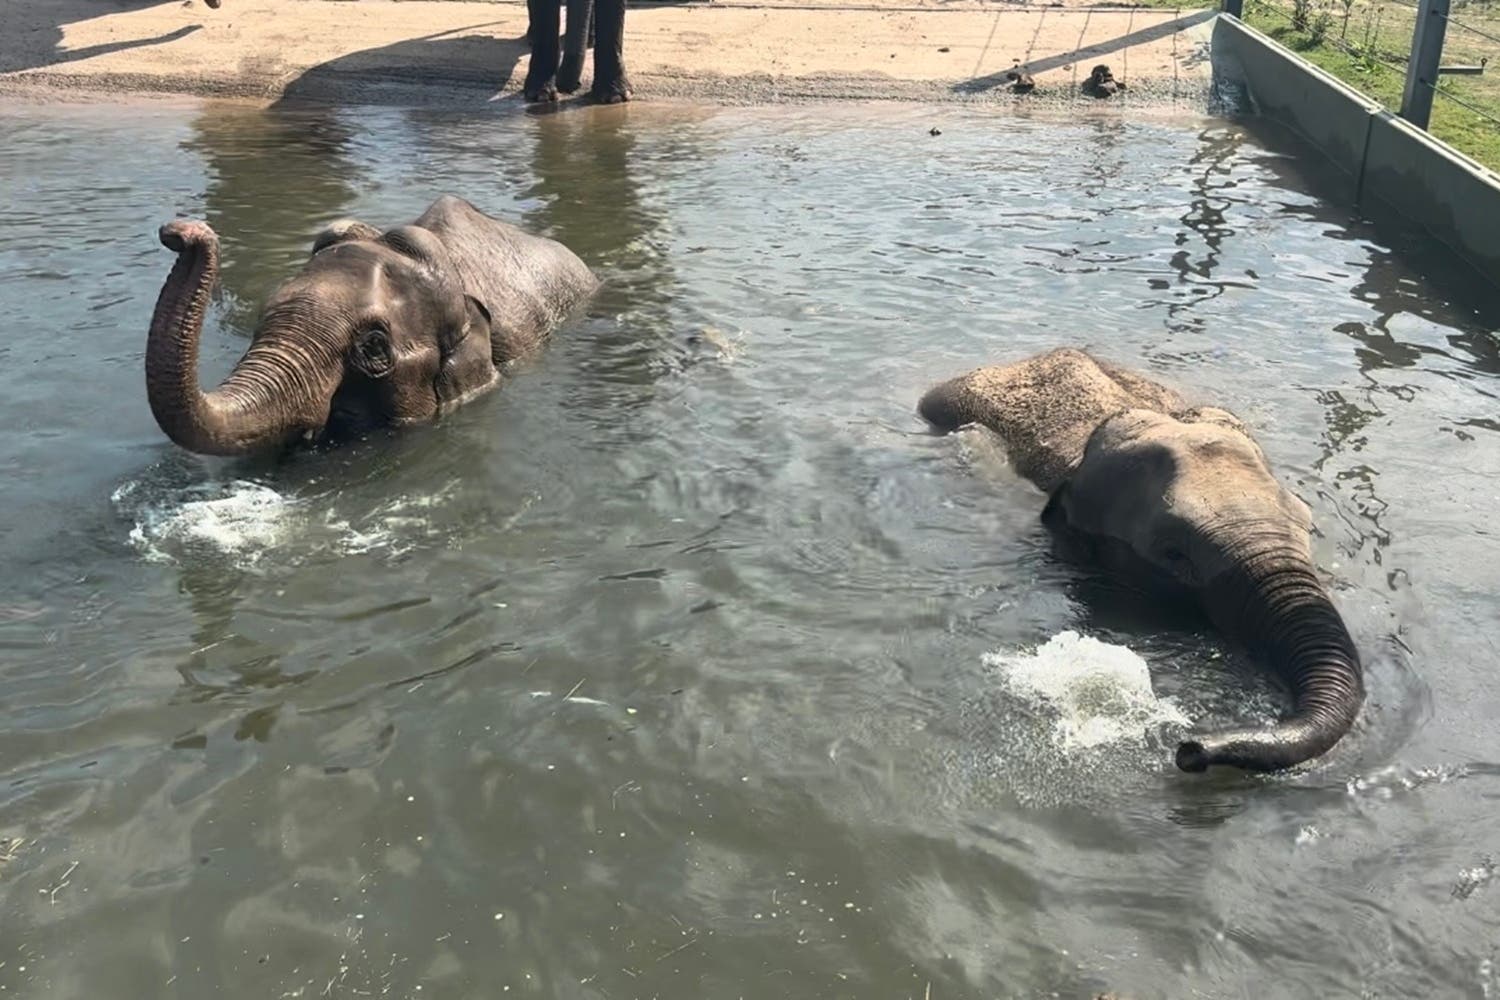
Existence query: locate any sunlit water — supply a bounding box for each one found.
[1,97,1498,999]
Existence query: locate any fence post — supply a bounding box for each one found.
[1222,0,1243,18]
[1400,0,1451,129]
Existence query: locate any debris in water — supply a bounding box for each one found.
[685,325,738,358]
[0,837,23,871]
[1295,825,1324,846]
[1454,856,1497,899]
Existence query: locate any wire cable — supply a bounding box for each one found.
[1250,0,1412,77]
[1439,11,1500,48]
[1427,78,1500,126]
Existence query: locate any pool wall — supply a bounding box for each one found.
[1211,13,1500,282]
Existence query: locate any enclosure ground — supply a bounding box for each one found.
[2,0,1216,106]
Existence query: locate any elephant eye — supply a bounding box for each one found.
[1162,546,1188,563]
[350,324,394,379]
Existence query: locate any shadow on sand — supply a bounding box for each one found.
[275,22,533,106]
[1,0,209,75]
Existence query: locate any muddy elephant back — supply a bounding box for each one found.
[1091,356,1186,414]
[919,348,1187,494]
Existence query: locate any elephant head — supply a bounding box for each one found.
[145,215,496,456]
[1042,407,1363,772]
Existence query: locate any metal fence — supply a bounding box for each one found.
[1225,0,1500,161]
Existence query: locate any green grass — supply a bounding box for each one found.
[1243,0,1500,171]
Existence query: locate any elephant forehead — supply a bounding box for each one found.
[1173,425,1272,477]
[1093,415,1281,508]
[292,247,436,307]
[308,238,436,278]
[1103,411,1267,471]
[1165,447,1291,528]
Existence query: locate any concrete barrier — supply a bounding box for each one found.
[1211,15,1379,186]
[1211,13,1500,279]
[1362,110,1500,274]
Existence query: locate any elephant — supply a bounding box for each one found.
[524,0,630,104]
[146,195,597,456]
[918,348,1364,773]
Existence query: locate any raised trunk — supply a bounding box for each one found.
[146,220,336,456]
[1177,561,1364,773]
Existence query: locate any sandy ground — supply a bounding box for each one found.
[1,0,1218,107]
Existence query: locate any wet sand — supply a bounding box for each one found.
[2,0,1217,107]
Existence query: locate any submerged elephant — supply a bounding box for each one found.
[524,0,629,103]
[146,195,597,455]
[919,348,1363,773]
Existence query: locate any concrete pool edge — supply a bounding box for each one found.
[0,66,1213,111]
[1211,14,1500,283]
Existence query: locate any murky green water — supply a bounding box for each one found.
[2,97,1499,999]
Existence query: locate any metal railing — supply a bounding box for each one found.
[1224,0,1499,140]
[1402,0,1496,128]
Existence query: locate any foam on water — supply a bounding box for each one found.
[983,630,1190,753]
[112,476,456,569]
[113,479,294,566]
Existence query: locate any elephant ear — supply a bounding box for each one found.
[1050,410,1178,541]
[436,295,493,360]
[1040,482,1070,530]
[464,295,493,335]
[1041,482,1099,563]
[311,219,382,256]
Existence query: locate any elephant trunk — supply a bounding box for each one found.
[1177,559,1364,773]
[146,220,338,456]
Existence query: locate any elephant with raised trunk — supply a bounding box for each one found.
[146,195,597,455]
[919,348,1364,773]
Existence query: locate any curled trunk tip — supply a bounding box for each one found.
[1172,732,1335,773]
[160,218,219,253]
[1176,740,1212,773]
[1174,721,1353,774]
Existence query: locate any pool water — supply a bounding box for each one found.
[1,97,1499,998]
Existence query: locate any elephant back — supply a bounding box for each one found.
[919,348,1187,494]
[416,195,599,360]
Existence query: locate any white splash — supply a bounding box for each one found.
[983,630,1189,752]
[114,479,294,566]
[113,476,457,569]
[1295,825,1325,846]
